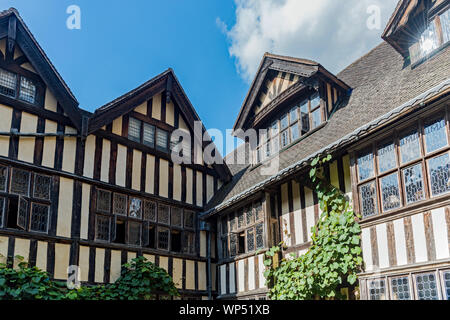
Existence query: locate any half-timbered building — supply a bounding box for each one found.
[203,0,450,300]
[0,8,232,300]
[1,0,450,301]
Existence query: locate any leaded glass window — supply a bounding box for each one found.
[415,273,439,300]
[229,213,236,231]
[359,181,377,218]
[19,77,36,104]
[378,141,396,173]
[442,9,450,44]
[143,123,155,147]
[357,150,374,181]
[33,174,51,200]
[156,128,168,151]
[143,200,156,221]
[290,123,299,141]
[271,121,279,136]
[30,203,49,233]
[171,207,182,227]
[254,202,263,221]
[0,166,7,192]
[403,163,425,204]
[443,271,450,300]
[300,102,309,133]
[368,279,386,300]
[158,204,170,225]
[310,94,320,109]
[289,107,298,124]
[245,206,254,225]
[428,153,450,196]
[399,129,421,164]
[10,168,30,196]
[221,217,227,235]
[280,114,288,130]
[0,68,17,98]
[96,189,111,214]
[256,223,264,249]
[311,108,321,129]
[96,215,110,241]
[113,193,127,216]
[17,197,29,230]
[281,130,290,148]
[424,117,447,153]
[247,228,255,252]
[128,117,141,142]
[183,231,195,254]
[129,198,142,218]
[158,227,169,250]
[237,209,244,228]
[391,277,411,300]
[184,210,195,229]
[128,222,141,246]
[380,173,401,212]
[229,233,237,256]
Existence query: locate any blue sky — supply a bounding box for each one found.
[1,0,398,156]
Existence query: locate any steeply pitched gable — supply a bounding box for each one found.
[0,8,82,130]
[233,53,350,135]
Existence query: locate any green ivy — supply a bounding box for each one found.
[264,155,363,300]
[0,255,179,300]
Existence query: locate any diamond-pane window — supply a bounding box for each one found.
[0,68,17,98]
[171,207,183,227]
[359,181,378,218]
[368,279,386,300]
[33,174,51,200]
[128,117,141,142]
[378,141,396,173]
[19,77,36,104]
[237,209,244,228]
[428,153,450,196]
[143,200,156,221]
[402,163,425,204]
[158,204,170,225]
[0,166,7,192]
[113,193,127,216]
[256,223,264,249]
[416,273,439,300]
[254,201,263,221]
[96,189,111,214]
[229,233,237,256]
[357,149,374,181]
[184,210,195,229]
[229,213,236,231]
[30,203,49,233]
[10,168,30,196]
[380,173,401,212]
[129,198,142,218]
[424,117,447,153]
[96,215,110,241]
[158,227,169,250]
[399,129,421,164]
[246,206,254,225]
[391,277,411,300]
[247,228,255,252]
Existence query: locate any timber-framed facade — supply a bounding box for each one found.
[1,0,450,301]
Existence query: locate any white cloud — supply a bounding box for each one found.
[220,0,398,82]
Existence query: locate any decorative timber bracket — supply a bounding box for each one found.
[166,73,173,104]
[7,14,17,60]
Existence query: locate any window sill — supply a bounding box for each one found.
[359,191,450,226]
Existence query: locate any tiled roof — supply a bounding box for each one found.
[206,41,450,212]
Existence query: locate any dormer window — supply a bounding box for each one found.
[409,7,450,65]
[0,68,36,105]
[255,92,325,163]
